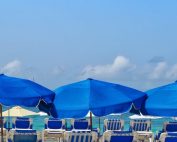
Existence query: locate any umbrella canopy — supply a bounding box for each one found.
[51,78,146,118]
[3,106,39,117]
[140,81,177,117]
[0,74,55,108]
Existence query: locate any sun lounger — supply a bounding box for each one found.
[8,130,41,142]
[70,119,99,135]
[103,131,134,142]
[104,119,124,131]
[42,118,65,142]
[156,122,177,141]
[64,131,98,142]
[8,117,41,142]
[129,119,153,142]
[159,132,177,142]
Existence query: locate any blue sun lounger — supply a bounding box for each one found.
[156,122,177,141]
[104,119,124,132]
[8,117,41,142]
[129,119,153,142]
[64,131,98,142]
[42,118,65,142]
[159,132,177,142]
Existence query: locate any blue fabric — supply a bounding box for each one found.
[109,136,133,142]
[73,121,89,129]
[166,124,177,132]
[0,74,55,113]
[141,81,177,117]
[51,78,146,118]
[15,120,30,129]
[15,130,36,133]
[165,137,177,142]
[11,130,38,142]
[47,119,63,129]
[106,131,133,142]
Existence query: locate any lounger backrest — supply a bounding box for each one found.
[12,117,32,129]
[103,131,134,142]
[104,119,124,131]
[64,131,98,142]
[71,119,90,130]
[45,118,65,129]
[163,122,177,132]
[129,119,151,131]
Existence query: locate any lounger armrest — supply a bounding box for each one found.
[156,130,163,140]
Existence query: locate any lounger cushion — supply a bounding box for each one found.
[13,130,37,142]
[47,120,62,129]
[74,121,89,129]
[165,137,177,142]
[15,120,30,129]
[109,136,133,142]
[166,124,177,132]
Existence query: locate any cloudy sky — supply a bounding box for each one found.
[0,0,177,91]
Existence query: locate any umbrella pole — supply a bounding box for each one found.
[90,112,92,130]
[0,104,3,142]
[98,117,101,131]
[8,107,10,130]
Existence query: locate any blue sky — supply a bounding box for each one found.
[0,0,177,90]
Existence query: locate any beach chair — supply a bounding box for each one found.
[71,119,91,130]
[104,119,124,132]
[8,117,42,142]
[159,132,177,142]
[42,118,65,142]
[156,122,177,141]
[129,119,153,142]
[130,119,151,132]
[64,131,98,142]
[103,131,134,142]
[0,117,8,142]
[8,130,41,142]
[12,117,33,130]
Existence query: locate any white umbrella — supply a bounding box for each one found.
[3,106,39,117]
[129,114,162,120]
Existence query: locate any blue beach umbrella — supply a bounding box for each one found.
[51,78,146,119]
[0,74,55,107]
[140,81,177,117]
[0,74,55,141]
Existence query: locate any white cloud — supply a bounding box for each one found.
[148,62,167,80]
[1,60,22,75]
[166,64,177,79]
[52,66,65,76]
[81,56,135,78]
[79,56,177,90]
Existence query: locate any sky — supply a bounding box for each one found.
[0,0,177,91]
